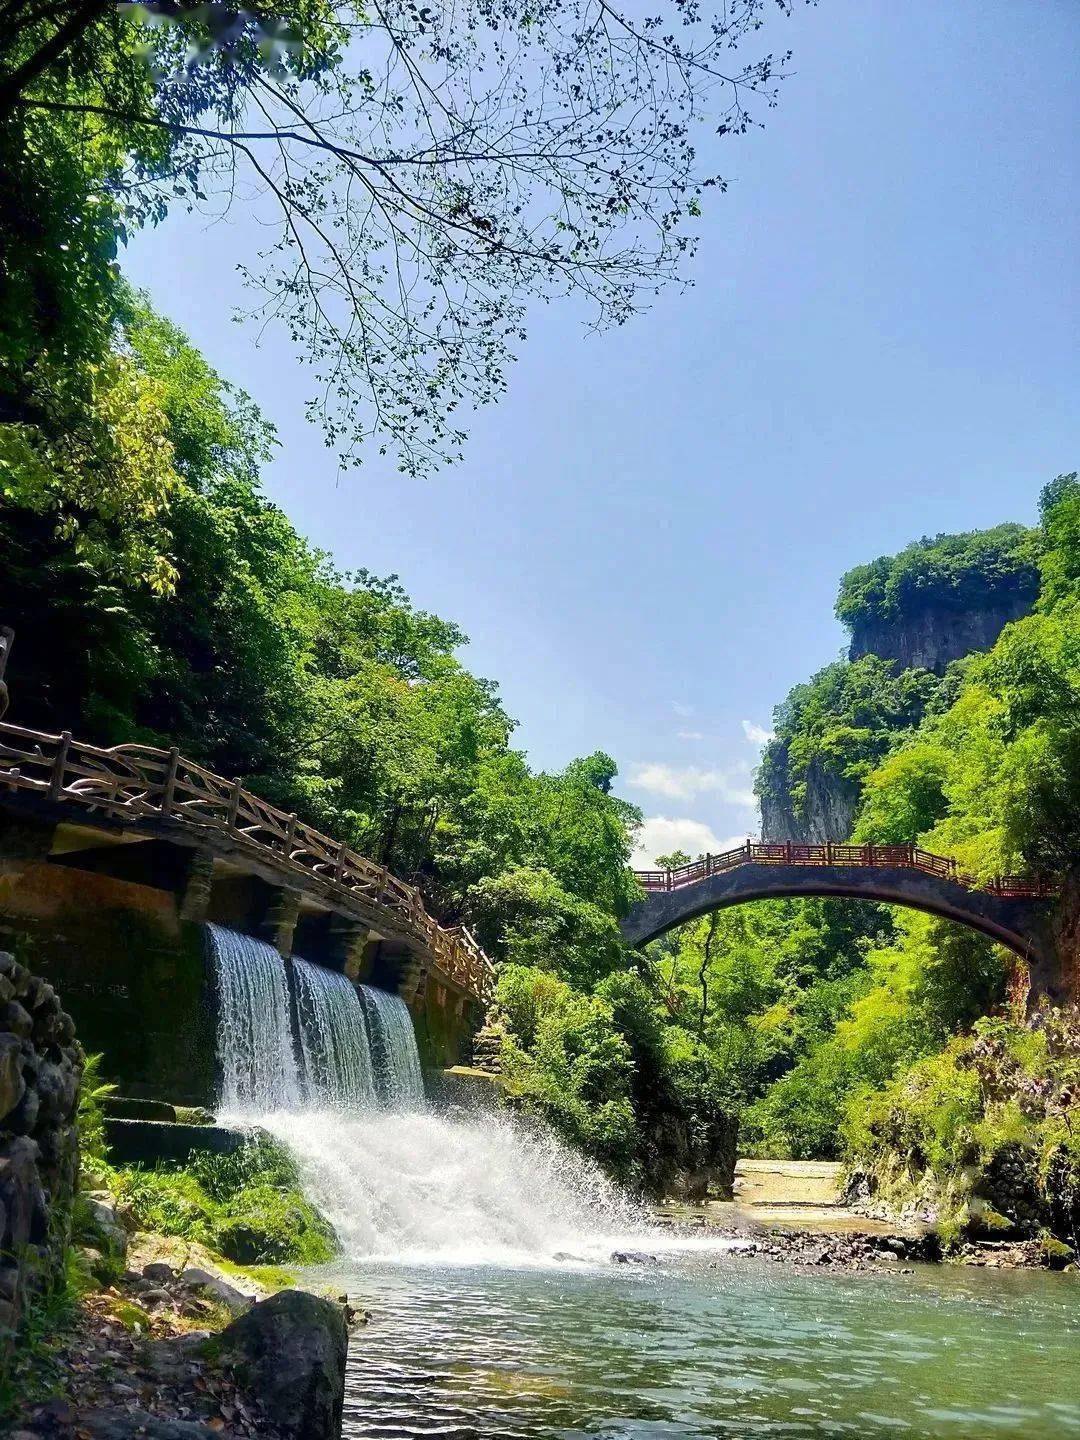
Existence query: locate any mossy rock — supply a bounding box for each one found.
[1040,1234,1076,1270]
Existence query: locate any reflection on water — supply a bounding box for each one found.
[336,1255,1080,1439]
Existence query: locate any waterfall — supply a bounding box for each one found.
[293,958,376,1109]
[359,984,425,1108]
[259,1106,654,1267]
[208,923,707,1266]
[207,923,301,1112]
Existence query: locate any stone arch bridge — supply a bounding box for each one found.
[622,842,1062,1001]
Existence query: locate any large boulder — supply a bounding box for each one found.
[218,1289,347,1440]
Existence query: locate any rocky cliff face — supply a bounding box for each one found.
[758,744,860,845]
[848,587,1036,676]
[760,743,864,840]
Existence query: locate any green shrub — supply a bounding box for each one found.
[76,1053,115,1178]
[844,1009,1080,1244]
[106,1136,336,1266]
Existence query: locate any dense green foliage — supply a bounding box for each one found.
[640,899,1006,1162]
[854,477,1080,879]
[104,1139,337,1266]
[758,520,1042,844]
[0,0,1074,1221]
[667,485,1079,1240]
[756,656,949,832]
[847,1009,1080,1248]
[0,291,642,973]
[835,524,1040,627]
[493,964,733,1191]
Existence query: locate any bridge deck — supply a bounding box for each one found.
[0,718,494,1004]
[634,841,1054,900]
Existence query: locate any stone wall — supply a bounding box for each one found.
[0,859,216,1106]
[413,976,484,1073]
[0,951,81,1348]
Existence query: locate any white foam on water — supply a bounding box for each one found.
[253,1106,747,1269]
[209,924,746,1269]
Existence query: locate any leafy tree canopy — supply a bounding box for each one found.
[0,0,808,474]
[835,523,1040,629]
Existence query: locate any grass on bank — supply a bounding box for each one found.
[76,1052,336,1272]
[93,1138,337,1268]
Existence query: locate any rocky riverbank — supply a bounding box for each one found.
[4,1249,354,1440]
[653,1156,1078,1272]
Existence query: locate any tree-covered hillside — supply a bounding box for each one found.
[658,480,1080,1241]
[835,525,1040,630]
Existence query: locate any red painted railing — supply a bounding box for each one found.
[634,840,1056,900]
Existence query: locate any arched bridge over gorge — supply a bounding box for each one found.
[623,842,1062,1000]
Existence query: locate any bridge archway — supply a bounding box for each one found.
[621,852,1060,1000]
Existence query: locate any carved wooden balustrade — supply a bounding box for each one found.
[0,720,495,1005]
[634,840,1056,900]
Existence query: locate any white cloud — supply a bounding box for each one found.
[632,817,749,867]
[628,762,757,808]
[671,701,695,719]
[676,730,705,741]
[742,719,775,746]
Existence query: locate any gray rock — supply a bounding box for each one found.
[0,1138,46,1250]
[0,1001,33,1038]
[140,1287,175,1306]
[219,1289,347,1440]
[81,1196,129,1258]
[34,1061,78,1127]
[6,1085,39,1136]
[178,1266,253,1317]
[142,1260,176,1284]
[0,1033,24,1123]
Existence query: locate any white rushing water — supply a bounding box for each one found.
[258,1106,655,1268]
[208,923,301,1112]
[293,959,376,1108]
[359,985,425,1107]
[209,924,743,1269]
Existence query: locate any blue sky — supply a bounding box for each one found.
[122,0,1079,866]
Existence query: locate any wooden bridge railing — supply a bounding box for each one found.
[634,840,1056,900]
[0,719,495,1004]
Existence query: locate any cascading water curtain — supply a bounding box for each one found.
[292,957,376,1108]
[207,923,302,1113]
[359,985,425,1108]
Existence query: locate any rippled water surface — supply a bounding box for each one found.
[336,1256,1080,1439]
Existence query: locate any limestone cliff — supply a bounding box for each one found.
[759,743,861,845]
[837,522,1039,676]
[847,586,1036,676]
[757,521,1039,844]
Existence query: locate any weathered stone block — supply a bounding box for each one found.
[0,1001,33,1038]
[0,1033,24,1122]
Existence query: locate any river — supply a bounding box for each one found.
[328,1255,1080,1440]
[206,931,1080,1439]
